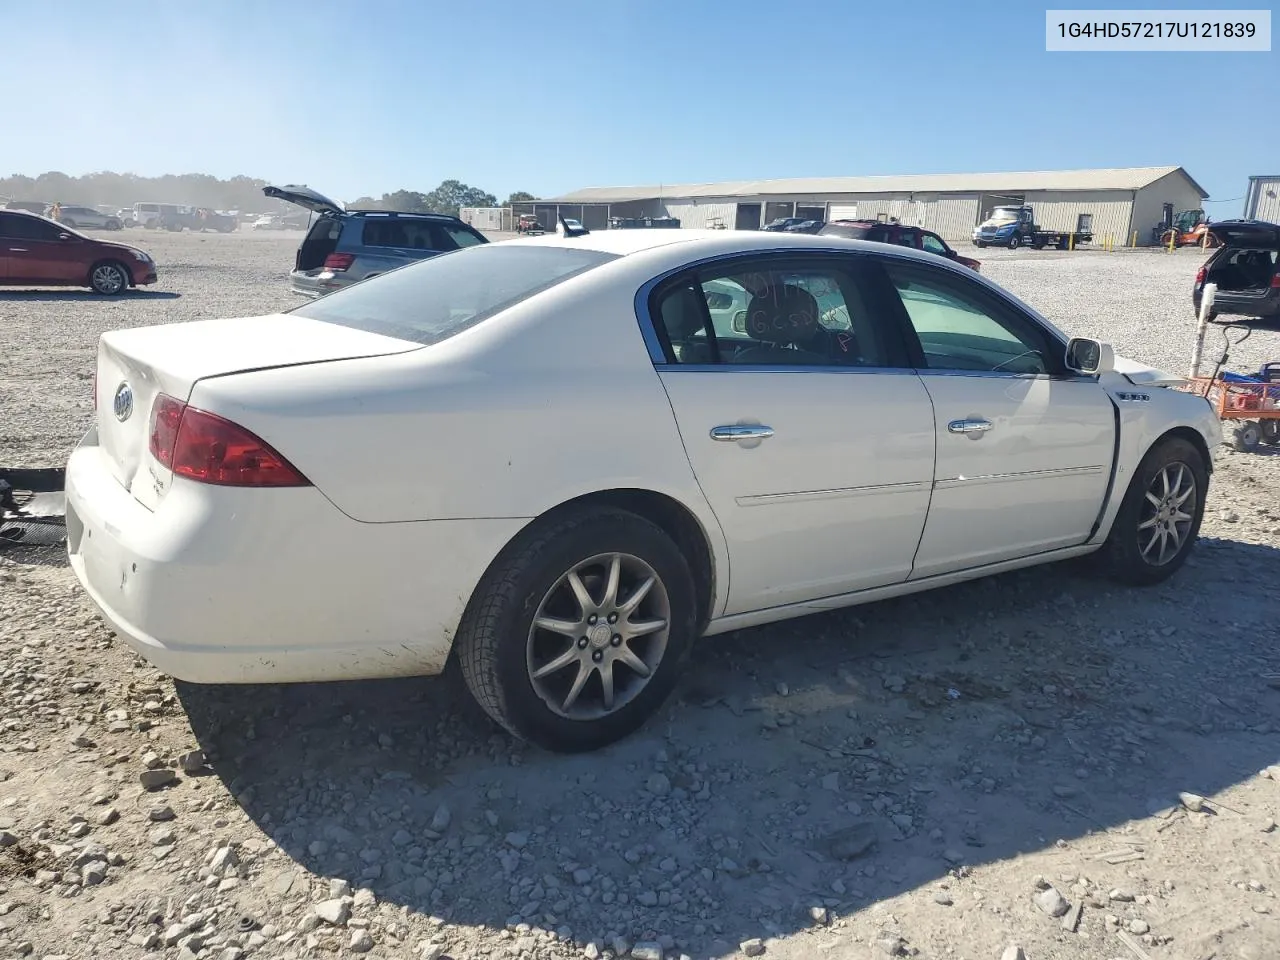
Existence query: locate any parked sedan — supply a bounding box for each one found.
[0,210,157,294]
[64,230,1220,752]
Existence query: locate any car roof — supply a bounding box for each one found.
[342,210,465,222]
[501,227,953,262]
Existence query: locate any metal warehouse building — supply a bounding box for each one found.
[1244,175,1280,222]
[522,165,1207,246]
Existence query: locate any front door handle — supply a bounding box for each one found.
[8,247,28,252]
[710,424,775,442]
[947,418,993,435]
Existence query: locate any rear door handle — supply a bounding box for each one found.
[8,247,28,252]
[947,418,993,435]
[710,424,774,442]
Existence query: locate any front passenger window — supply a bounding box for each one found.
[884,262,1056,375]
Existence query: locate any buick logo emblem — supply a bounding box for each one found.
[113,382,134,422]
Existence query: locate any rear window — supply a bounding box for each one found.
[290,244,619,345]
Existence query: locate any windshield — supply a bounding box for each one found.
[291,243,619,345]
[990,207,1022,221]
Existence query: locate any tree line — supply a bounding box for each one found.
[0,171,537,218]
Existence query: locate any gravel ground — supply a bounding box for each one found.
[2,231,1279,960]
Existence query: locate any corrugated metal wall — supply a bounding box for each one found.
[1023,191,1133,242]
[1245,177,1280,222]
[917,196,981,240]
[661,201,738,229]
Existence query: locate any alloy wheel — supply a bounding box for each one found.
[526,552,670,721]
[1137,461,1197,566]
[91,265,125,294]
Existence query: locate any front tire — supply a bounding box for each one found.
[1007,234,1021,249]
[1100,436,1207,585]
[456,506,698,753]
[89,260,129,295]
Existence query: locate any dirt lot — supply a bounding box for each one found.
[2,230,1279,960]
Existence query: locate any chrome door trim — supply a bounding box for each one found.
[934,464,1106,488]
[736,479,932,507]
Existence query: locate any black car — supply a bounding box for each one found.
[1193,219,1280,321]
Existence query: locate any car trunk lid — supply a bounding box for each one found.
[94,314,418,510]
[1206,219,1280,248]
[262,184,345,215]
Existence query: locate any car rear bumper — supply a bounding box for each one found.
[289,269,350,298]
[65,427,529,684]
[1194,290,1280,319]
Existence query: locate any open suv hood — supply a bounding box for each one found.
[1206,219,1280,248]
[262,184,344,215]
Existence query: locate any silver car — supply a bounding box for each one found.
[263,185,488,297]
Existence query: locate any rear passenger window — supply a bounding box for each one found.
[654,258,906,368]
[440,224,485,249]
[361,219,443,250]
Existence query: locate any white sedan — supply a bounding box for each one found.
[65,229,1222,752]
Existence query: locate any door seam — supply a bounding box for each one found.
[908,371,939,575]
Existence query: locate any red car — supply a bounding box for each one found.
[0,210,158,295]
[818,219,982,272]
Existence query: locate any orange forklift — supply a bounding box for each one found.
[1158,208,1220,248]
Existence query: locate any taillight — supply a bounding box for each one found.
[323,252,355,271]
[147,394,310,487]
[1195,265,1206,285]
[1271,274,1280,288]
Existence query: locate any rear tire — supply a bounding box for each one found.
[1100,436,1207,586]
[89,260,129,295]
[455,506,698,753]
[1261,420,1280,446]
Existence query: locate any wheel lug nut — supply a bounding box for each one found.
[588,614,597,625]
[578,637,588,649]
[592,650,603,663]
[611,634,622,646]
[607,613,618,624]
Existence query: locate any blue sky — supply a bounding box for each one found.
[5,0,1275,207]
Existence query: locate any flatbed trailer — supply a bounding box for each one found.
[972,204,1092,250]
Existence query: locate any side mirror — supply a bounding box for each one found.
[1065,337,1114,375]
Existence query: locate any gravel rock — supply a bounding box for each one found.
[139,769,177,791]
[1035,887,1070,918]
[429,804,451,833]
[349,928,374,952]
[148,804,175,822]
[631,943,663,960]
[740,938,766,956]
[1128,919,1151,934]
[178,750,207,773]
[1000,947,1027,960]
[646,772,672,796]
[315,899,351,926]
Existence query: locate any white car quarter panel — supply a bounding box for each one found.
[65,433,527,683]
[188,275,712,527]
[659,368,936,613]
[910,373,1116,577]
